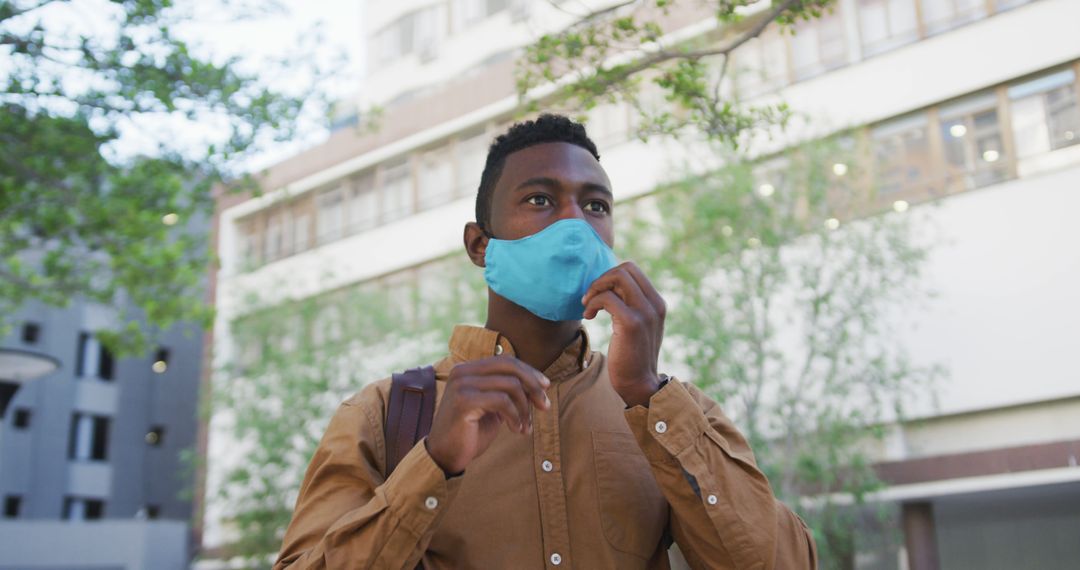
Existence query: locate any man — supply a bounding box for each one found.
[275,114,818,569]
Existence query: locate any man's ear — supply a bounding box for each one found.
[463,222,489,268]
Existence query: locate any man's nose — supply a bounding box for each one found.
[555,200,587,222]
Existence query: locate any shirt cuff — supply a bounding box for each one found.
[624,379,710,462]
[384,436,463,538]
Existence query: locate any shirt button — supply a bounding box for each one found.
[550,553,562,566]
[707,494,718,505]
[424,496,439,510]
[494,344,504,355]
[655,420,668,434]
[541,460,553,472]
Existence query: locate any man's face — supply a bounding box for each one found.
[486,142,614,247]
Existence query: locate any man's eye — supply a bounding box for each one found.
[527,195,551,206]
[585,201,610,213]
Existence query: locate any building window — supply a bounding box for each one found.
[237,219,259,270]
[293,211,311,253]
[418,146,455,211]
[452,0,509,32]
[995,0,1035,10]
[734,27,789,97]
[76,333,114,381]
[69,413,110,462]
[152,347,169,374]
[939,92,1010,192]
[263,208,284,261]
[63,497,105,521]
[348,173,379,234]
[919,0,988,36]
[1008,69,1080,158]
[3,495,21,518]
[587,103,630,146]
[76,332,90,377]
[414,4,448,61]
[145,425,165,446]
[316,187,346,245]
[857,0,919,57]
[146,504,161,519]
[98,344,114,381]
[12,408,31,429]
[374,4,447,66]
[454,130,489,200]
[872,113,936,196]
[380,160,414,224]
[790,9,848,81]
[21,322,40,344]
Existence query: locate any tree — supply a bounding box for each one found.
[0,0,328,353]
[519,0,836,145]
[210,258,487,563]
[519,1,942,567]
[618,140,940,566]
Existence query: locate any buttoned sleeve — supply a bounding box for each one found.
[624,379,817,570]
[274,381,461,570]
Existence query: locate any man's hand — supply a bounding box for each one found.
[425,356,551,475]
[582,261,665,408]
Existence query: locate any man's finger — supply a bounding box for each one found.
[582,290,636,325]
[583,264,652,315]
[456,357,551,410]
[463,374,534,432]
[621,261,666,317]
[466,391,523,433]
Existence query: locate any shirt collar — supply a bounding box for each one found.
[447,324,592,382]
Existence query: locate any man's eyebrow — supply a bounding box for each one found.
[514,176,613,197]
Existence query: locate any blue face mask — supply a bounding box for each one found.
[484,218,619,322]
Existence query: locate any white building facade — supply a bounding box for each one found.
[206,0,1080,567]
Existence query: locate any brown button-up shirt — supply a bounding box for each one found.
[275,325,817,569]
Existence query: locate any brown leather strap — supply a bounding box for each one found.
[385,366,437,476]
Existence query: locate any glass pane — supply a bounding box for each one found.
[349,173,378,232]
[996,0,1034,10]
[858,0,890,49]
[418,147,455,209]
[380,161,413,223]
[790,25,820,79]
[1046,86,1080,150]
[889,0,919,37]
[861,0,919,55]
[735,29,788,96]
[921,0,987,35]
[873,114,932,195]
[264,210,283,260]
[1010,95,1051,158]
[1007,69,1075,100]
[293,213,310,253]
[818,14,847,67]
[317,188,344,244]
[455,131,489,198]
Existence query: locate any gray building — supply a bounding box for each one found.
[0,300,202,569]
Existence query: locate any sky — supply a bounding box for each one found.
[1,0,369,173]
[178,0,369,170]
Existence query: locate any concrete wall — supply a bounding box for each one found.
[0,300,203,522]
[934,481,1080,570]
[0,520,189,570]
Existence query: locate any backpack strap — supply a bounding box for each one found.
[384,365,437,476]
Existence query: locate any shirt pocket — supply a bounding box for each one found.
[592,430,669,560]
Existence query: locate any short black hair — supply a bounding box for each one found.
[475,113,600,231]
